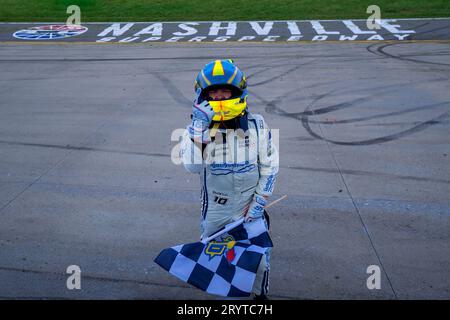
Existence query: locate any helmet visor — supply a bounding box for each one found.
[202,85,243,101]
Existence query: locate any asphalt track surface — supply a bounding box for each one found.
[0,40,449,299]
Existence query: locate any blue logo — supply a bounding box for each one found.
[13,25,88,40]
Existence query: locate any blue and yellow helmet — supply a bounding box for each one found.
[195,59,248,121]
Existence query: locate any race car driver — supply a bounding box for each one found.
[180,59,279,299]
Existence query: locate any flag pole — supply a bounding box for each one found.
[266,194,287,209]
[201,194,288,243]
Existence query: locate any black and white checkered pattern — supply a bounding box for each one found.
[154,219,272,297]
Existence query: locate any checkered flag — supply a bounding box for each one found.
[154,218,272,297]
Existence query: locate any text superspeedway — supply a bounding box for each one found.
[95,20,416,43]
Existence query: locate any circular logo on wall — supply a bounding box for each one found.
[13,24,88,40]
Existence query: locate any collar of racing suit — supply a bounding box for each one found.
[208,111,249,144]
[200,111,251,153]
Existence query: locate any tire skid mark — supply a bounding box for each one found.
[301,109,450,145]
[284,165,450,185]
[250,60,316,87]
[354,120,449,127]
[247,52,450,145]
[152,72,192,107]
[0,140,170,158]
[375,42,450,67]
[307,101,450,125]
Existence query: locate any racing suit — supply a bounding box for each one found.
[180,111,279,296]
